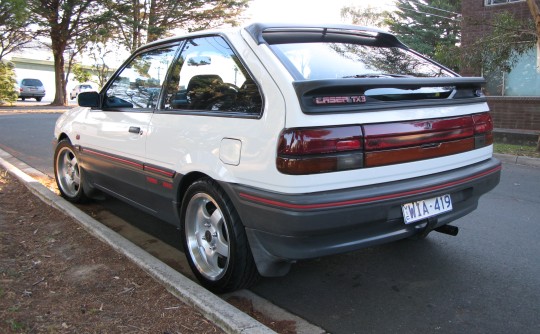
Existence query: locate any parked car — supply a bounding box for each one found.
[18,78,45,101]
[53,23,501,293]
[70,84,95,100]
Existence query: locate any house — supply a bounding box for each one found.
[461,0,540,144]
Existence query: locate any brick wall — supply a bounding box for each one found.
[488,97,540,130]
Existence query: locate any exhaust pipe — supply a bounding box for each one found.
[434,224,459,236]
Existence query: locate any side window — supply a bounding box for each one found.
[163,36,262,115]
[103,44,178,110]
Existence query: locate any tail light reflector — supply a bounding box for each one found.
[364,138,475,167]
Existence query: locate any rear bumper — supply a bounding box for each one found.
[19,92,45,98]
[19,93,45,97]
[222,158,501,276]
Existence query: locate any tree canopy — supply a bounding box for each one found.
[0,61,18,104]
[106,0,249,52]
[0,0,36,60]
[340,5,386,28]
[384,0,462,71]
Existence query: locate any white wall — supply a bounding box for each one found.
[14,67,97,102]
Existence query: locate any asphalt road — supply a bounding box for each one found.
[0,113,57,176]
[1,112,539,334]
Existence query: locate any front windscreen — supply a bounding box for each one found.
[270,42,454,80]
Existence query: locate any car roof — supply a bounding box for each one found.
[134,27,237,52]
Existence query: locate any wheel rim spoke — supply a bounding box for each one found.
[69,156,77,167]
[63,153,72,166]
[215,237,229,257]
[195,230,205,248]
[206,250,220,268]
[209,209,223,229]
[72,170,80,187]
[66,180,77,192]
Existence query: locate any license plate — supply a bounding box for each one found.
[401,194,453,224]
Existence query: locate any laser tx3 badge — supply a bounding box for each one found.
[313,95,367,105]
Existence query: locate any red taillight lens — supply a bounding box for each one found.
[278,127,362,155]
[472,113,493,134]
[363,116,474,150]
[277,126,363,175]
[472,113,494,147]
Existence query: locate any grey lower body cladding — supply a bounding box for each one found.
[224,158,501,276]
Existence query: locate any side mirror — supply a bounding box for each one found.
[78,91,100,108]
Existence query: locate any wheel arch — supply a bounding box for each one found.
[56,132,70,144]
[175,171,209,211]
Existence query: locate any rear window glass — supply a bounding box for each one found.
[80,85,92,89]
[270,43,454,80]
[22,79,43,86]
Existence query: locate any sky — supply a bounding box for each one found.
[243,0,396,24]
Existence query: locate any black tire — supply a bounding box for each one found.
[36,97,42,102]
[54,139,89,203]
[21,97,25,101]
[180,178,259,293]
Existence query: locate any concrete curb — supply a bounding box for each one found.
[494,153,540,168]
[0,155,276,334]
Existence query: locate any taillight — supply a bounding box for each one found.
[472,113,494,148]
[276,113,493,174]
[277,126,363,175]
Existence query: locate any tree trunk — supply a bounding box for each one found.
[48,6,68,107]
[51,49,67,106]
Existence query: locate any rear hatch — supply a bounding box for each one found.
[245,24,492,176]
[21,79,45,93]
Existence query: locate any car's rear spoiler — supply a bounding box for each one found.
[293,77,487,114]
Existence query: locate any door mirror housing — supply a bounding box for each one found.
[78,91,100,108]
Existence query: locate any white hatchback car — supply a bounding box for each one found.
[54,23,501,293]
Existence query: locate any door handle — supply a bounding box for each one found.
[128,126,142,134]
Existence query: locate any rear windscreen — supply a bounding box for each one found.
[22,79,43,86]
[270,42,454,80]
